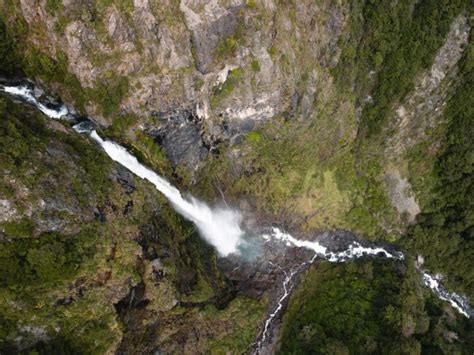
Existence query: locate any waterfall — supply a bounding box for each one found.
[1,82,471,351]
[0,85,68,119]
[0,82,244,256]
[89,131,244,256]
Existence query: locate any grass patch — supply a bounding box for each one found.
[247,131,262,142]
[251,58,260,72]
[211,67,243,106]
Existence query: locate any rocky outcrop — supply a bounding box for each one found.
[383,169,420,223]
[1,0,349,169]
[386,14,470,159]
[381,13,470,226]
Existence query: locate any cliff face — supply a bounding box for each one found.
[1,0,349,169]
[0,0,473,353]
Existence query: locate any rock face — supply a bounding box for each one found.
[385,14,470,159]
[383,169,420,223]
[0,0,349,169]
[0,94,256,354]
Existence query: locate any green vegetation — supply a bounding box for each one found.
[251,58,261,72]
[0,97,51,172]
[104,117,173,177]
[0,230,97,286]
[0,98,125,352]
[45,0,63,14]
[279,260,474,354]
[22,49,88,111]
[216,24,245,59]
[1,2,132,117]
[403,44,474,298]
[197,93,395,239]
[96,0,134,15]
[21,46,130,116]
[217,36,238,58]
[106,113,139,137]
[334,0,466,136]
[1,219,35,239]
[1,0,472,353]
[211,67,244,106]
[204,297,266,353]
[54,15,70,35]
[0,96,251,353]
[89,74,130,116]
[247,130,262,142]
[268,45,278,56]
[0,18,22,76]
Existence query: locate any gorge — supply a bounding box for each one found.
[1,81,472,353]
[0,1,473,353]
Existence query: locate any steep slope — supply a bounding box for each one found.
[0,0,473,353]
[0,94,266,353]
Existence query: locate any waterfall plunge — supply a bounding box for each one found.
[2,82,471,319]
[0,83,244,256]
[89,131,244,256]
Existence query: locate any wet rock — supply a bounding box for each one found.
[110,165,136,194]
[161,124,208,169]
[145,107,212,169]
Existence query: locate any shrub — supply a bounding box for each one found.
[45,0,63,14]
[0,19,22,75]
[217,36,238,58]
[89,74,130,116]
[251,59,260,72]
[211,68,243,105]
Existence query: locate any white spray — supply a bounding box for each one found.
[255,227,471,353]
[420,272,472,318]
[0,85,68,119]
[89,131,243,256]
[0,83,244,256]
[1,83,471,343]
[262,227,404,262]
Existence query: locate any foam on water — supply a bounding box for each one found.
[421,272,471,318]
[262,227,403,262]
[262,227,328,255]
[0,85,68,119]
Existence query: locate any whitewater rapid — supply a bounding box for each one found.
[1,82,471,327]
[0,85,68,119]
[421,272,472,318]
[262,227,404,262]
